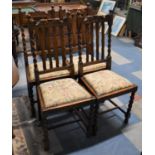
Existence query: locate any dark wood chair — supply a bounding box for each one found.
[18,5,96,117]
[31,17,96,150]
[23,10,74,115]
[77,13,138,134]
[22,7,95,114]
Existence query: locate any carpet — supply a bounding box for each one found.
[12,97,30,155]
[12,96,141,155]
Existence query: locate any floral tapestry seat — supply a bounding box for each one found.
[27,60,70,83]
[38,78,94,111]
[82,70,133,97]
[27,54,107,83]
[72,54,107,75]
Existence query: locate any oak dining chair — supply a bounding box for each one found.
[30,17,97,150]
[76,13,138,135]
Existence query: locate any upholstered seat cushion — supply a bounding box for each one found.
[73,54,106,75]
[39,78,93,110]
[83,70,133,96]
[27,61,70,82]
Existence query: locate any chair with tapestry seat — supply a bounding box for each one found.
[18,9,75,116]
[22,8,96,116]
[20,6,95,117]
[19,8,67,116]
[24,10,83,113]
[77,14,138,134]
[24,14,72,117]
[31,17,96,150]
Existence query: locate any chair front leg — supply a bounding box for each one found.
[42,115,49,151]
[28,83,35,118]
[124,89,137,124]
[87,105,93,137]
[87,102,97,137]
[92,101,99,136]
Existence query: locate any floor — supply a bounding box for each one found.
[12,35,142,155]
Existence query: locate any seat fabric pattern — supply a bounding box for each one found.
[28,61,70,82]
[83,70,132,96]
[39,78,93,108]
[73,54,106,74]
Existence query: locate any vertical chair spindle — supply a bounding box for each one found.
[106,10,113,69]
[96,19,99,60]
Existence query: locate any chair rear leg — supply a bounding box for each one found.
[37,92,42,122]
[43,127,49,151]
[42,117,49,151]
[92,101,99,136]
[87,103,95,137]
[124,89,137,124]
[28,84,35,118]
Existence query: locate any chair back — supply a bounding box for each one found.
[27,9,93,53]
[47,4,95,52]
[19,5,96,72]
[30,17,74,84]
[77,12,113,76]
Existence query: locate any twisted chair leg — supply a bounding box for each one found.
[124,89,137,124]
[28,84,35,118]
[37,97,42,122]
[92,102,99,136]
[87,101,98,137]
[87,103,94,137]
[42,117,49,151]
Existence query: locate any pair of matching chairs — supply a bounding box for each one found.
[28,11,138,150]
[77,14,138,125]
